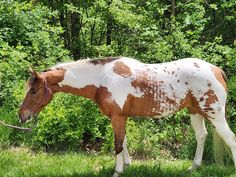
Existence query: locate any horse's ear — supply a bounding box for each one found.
[29,67,39,79]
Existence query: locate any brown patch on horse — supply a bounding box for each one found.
[90,57,120,65]
[121,71,179,117]
[124,71,157,116]
[95,86,122,117]
[210,66,228,118]
[184,89,218,119]
[113,61,132,78]
[183,91,209,118]
[204,89,218,108]
[211,66,227,91]
[42,69,66,85]
[56,85,98,101]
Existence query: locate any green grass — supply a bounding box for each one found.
[0,147,235,177]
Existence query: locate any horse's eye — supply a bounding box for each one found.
[30,88,38,95]
[31,91,37,95]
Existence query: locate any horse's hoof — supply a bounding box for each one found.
[188,164,200,172]
[124,163,131,171]
[112,172,121,177]
[187,166,195,172]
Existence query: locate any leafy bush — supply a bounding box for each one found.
[33,95,110,151]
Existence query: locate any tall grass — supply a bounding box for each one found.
[0,147,235,177]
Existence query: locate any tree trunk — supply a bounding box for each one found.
[71,11,81,59]
[106,0,112,45]
[171,0,175,17]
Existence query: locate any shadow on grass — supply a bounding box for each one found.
[33,165,235,177]
[122,164,235,177]
[32,167,114,177]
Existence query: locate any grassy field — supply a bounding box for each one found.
[0,147,235,177]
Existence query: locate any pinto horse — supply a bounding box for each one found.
[19,57,236,176]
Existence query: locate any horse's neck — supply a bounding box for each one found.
[47,62,104,100]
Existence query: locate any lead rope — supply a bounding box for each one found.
[0,120,32,131]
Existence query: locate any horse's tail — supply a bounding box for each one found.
[213,129,232,165]
[213,129,225,165]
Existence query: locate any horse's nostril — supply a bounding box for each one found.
[20,118,27,124]
[19,115,24,123]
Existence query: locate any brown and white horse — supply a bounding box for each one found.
[19,57,236,176]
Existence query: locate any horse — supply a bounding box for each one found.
[19,57,236,176]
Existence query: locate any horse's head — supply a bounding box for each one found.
[18,69,53,123]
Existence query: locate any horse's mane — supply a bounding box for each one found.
[89,57,120,65]
[50,57,121,70]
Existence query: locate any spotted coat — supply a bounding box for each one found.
[53,57,226,120]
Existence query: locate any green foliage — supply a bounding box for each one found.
[33,95,110,151]
[228,76,236,101]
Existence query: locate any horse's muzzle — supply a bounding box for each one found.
[18,108,33,123]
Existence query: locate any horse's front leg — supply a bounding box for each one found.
[123,135,132,170]
[111,115,128,177]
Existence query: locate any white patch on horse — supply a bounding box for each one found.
[54,60,104,89]
[101,59,144,109]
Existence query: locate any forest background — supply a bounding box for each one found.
[0,0,236,163]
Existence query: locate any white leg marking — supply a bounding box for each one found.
[122,135,131,170]
[113,151,124,177]
[210,113,236,169]
[113,135,131,177]
[189,114,208,171]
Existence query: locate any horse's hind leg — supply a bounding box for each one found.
[189,113,208,171]
[210,111,236,170]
